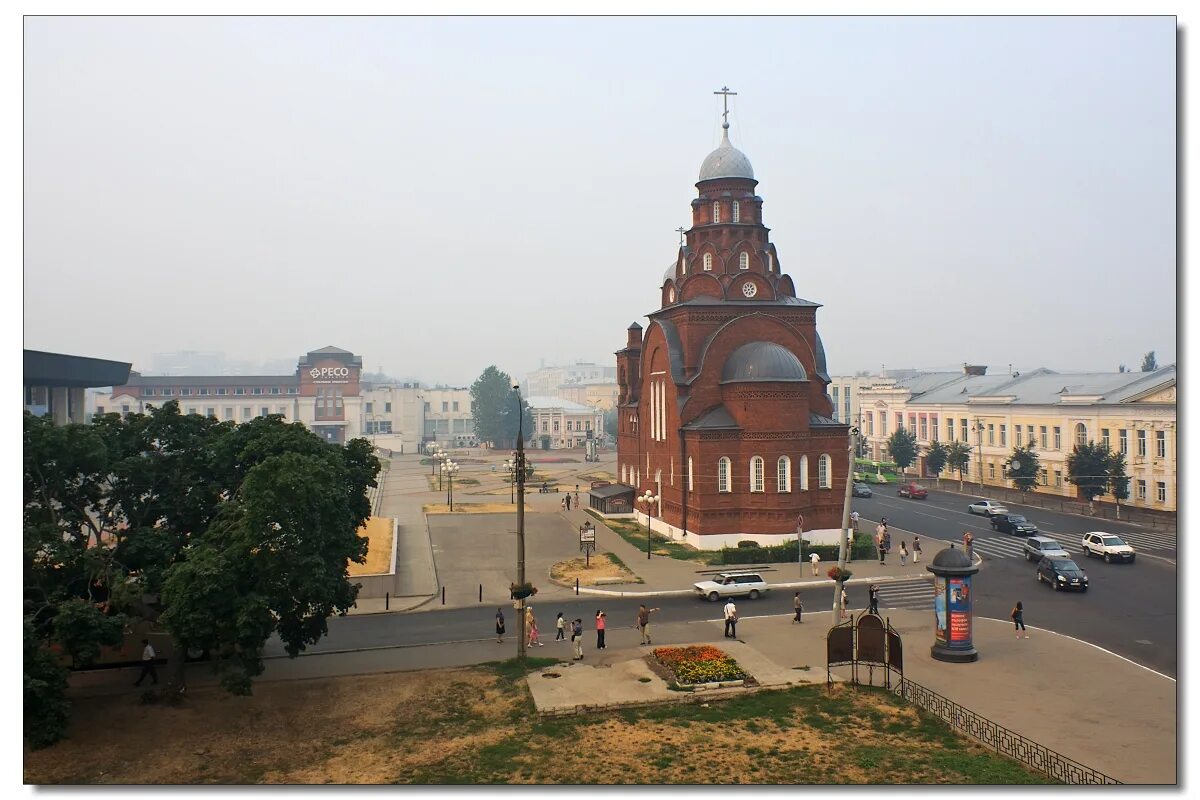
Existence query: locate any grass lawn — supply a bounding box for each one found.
[588,512,723,565]
[25,660,1052,784]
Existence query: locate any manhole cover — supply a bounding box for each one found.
[1136,639,1153,645]
[541,672,562,679]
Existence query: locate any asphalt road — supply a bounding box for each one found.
[851,487,1177,676]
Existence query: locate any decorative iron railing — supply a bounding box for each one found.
[895,678,1121,785]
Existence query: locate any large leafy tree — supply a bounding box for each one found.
[945,441,972,491]
[23,403,378,746]
[1066,441,1112,510]
[1141,351,1158,372]
[469,366,532,448]
[1006,443,1041,497]
[924,440,948,484]
[1108,449,1131,519]
[886,427,919,477]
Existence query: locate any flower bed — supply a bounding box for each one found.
[652,645,747,686]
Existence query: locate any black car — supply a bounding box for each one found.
[991,513,1038,535]
[1036,557,1089,592]
[852,482,873,498]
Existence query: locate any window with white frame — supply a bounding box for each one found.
[739,252,749,270]
[1074,423,1087,448]
[703,253,713,271]
[799,455,809,490]
[1156,430,1166,458]
[961,420,968,441]
[1014,425,1021,447]
[1100,428,1109,449]
[732,200,740,222]
[946,418,954,442]
[718,457,731,493]
[1137,429,1147,456]
[1118,429,1127,454]
[1054,470,1062,487]
[1053,426,1061,449]
[818,454,831,488]
[988,462,996,479]
[1040,426,1048,448]
[777,456,791,492]
[919,417,928,440]
[1136,479,1146,499]
[987,424,994,446]
[712,202,721,224]
[750,456,764,492]
[1027,425,1034,444]
[931,418,939,442]
[1157,481,1167,503]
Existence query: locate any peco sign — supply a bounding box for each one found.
[309,366,352,384]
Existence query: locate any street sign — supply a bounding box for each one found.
[580,529,596,544]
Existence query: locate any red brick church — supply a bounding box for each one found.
[615,96,850,549]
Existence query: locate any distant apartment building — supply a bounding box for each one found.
[421,387,477,447]
[525,362,616,398]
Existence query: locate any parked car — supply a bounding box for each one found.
[897,483,928,499]
[1036,557,1088,592]
[967,499,1009,517]
[990,513,1038,535]
[693,572,769,602]
[852,482,873,498]
[1080,532,1136,563]
[1023,536,1069,562]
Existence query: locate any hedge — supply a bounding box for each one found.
[718,535,875,565]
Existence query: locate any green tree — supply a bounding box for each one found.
[946,441,972,491]
[1141,351,1158,372]
[23,618,71,750]
[1108,449,1131,519]
[602,407,618,441]
[470,367,533,448]
[924,440,948,485]
[1118,364,1128,373]
[886,427,919,478]
[1006,443,1041,497]
[1066,441,1111,511]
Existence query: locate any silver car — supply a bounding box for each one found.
[967,499,1009,517]
[1024,536,1069,562]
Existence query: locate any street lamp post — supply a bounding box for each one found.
[504,458,515,504]
[834,426,860,618]
[425,441,438,475]
[973,417,984,489]
[512,385,528,662]
[638,490,659,560]
[442,460,459,511]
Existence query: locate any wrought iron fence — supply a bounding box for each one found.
[895,678,1121,784]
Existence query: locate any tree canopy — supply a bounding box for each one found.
[1065,441,1112,504]
[23,403,378,745]
[886,428,919,474]
[1141,351,1158,372]
[469,366,533,448]
[924,440,948,478]
[945,441,972,488]
[1006,444,1041,496]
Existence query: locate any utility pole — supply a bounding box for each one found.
[834,426,860,618]
[974,416,984,489]
[513,386,527,662]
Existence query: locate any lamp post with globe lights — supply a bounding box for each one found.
[638,490,659,560]
[441,460,459,511]
[504,458,516,504]
[511,385,529,661]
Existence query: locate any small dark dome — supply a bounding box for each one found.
[721,342,808,383]
[931,545,973,569]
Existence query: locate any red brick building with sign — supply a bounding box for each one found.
[615,107,850,549]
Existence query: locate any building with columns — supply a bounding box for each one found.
[24,349,132,424]
[615,97,849,549]
[527,396,605,450]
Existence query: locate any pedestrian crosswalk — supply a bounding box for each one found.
[870,579,934,611]
[1083,527,1176,553]
[971,526,1176,560]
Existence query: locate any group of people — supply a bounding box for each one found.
[874,519,921,566]
[494,604,661,659]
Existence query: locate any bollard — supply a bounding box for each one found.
[575,578,579,595]
[385,592,389,611]
[442,586,446,605]
[479,583,483,602]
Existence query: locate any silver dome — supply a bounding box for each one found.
[699,126,755,182]
[720,342,808,383]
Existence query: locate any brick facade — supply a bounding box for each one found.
[616,121,850,548]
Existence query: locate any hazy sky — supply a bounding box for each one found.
[23,16,1176,385]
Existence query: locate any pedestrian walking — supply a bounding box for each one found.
[133,639,158,687]
[1012,601,1028,638]
[912,535,922,564]
[809,550,821,576]
[636,605,659,645]
[555,612,566,641]
[565,494,572,511]
[723,599,738,638]
[571,618,585,660]
[876,523,886,564]
[881,529,891,562]
[793,592,803,624]
[850,510,860,533]
[900,541,908,567]
[527,607,544,647]
[574,491,580,508]
[561,496,567,511]
[840,587,849,619]
[868,584,880,615]
[595,610,606,649]
[495,608,506,643]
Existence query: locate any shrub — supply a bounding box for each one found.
[718,536,873,565]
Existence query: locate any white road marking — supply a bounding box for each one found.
[975,617,1176,682]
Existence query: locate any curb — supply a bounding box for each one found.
[564,572,934,598]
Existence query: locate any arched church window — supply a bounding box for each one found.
[732,201,740,223]
[718,457,731,493]
[668,287,675,303]
[739,252,750,270]
[777,456,791,492]
[819,454,832,488]
[799,455,809,490]
[712,202,721,224]
[750,456,765,492]
[703,253,713,271]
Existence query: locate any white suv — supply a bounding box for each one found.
[1081,532,1136,564]
[693,572,769,602]
[967,500,1009,517]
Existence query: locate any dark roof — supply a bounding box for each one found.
[809,412,842,426]
[308,345,354,355]
[24,350,132,388]
[122,373,296,387]
[721,342,809,383]
[627,322,643,330]
[682,405,740,430]
[589,483,636,499]
[647,318,687,386]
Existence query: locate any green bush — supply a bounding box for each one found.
[718,536,874,565]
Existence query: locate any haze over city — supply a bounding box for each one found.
[23,16,1175,384]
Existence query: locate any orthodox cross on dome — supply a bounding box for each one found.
[675,226,686,246]
[714,85,738,129]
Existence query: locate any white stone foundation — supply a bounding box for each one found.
[633,511,846,551]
